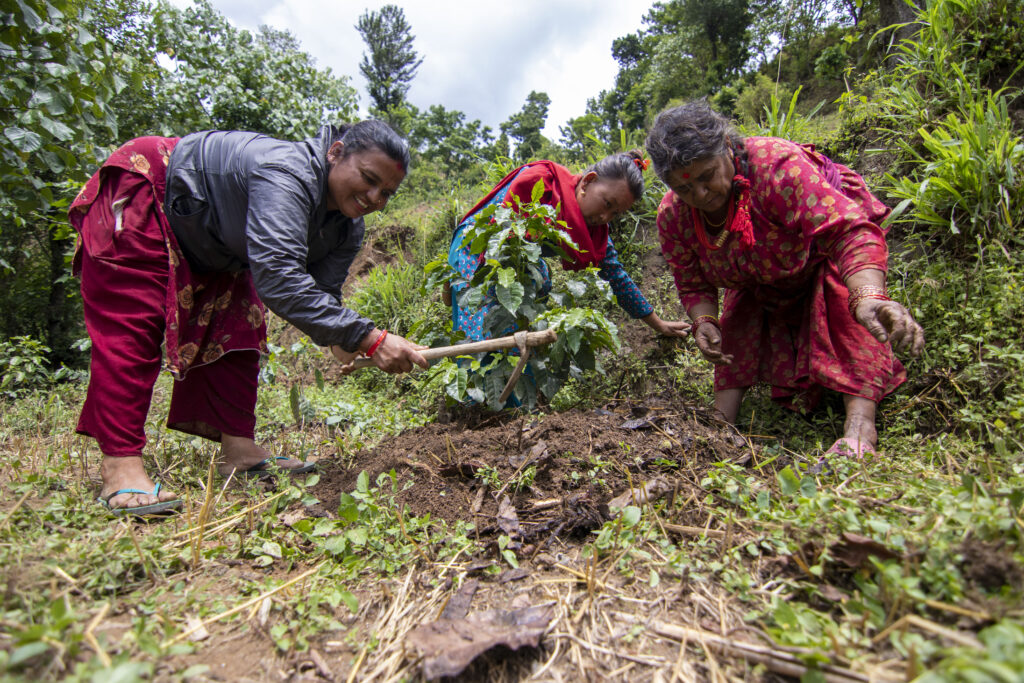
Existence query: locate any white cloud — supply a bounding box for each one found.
[173,0,651,139]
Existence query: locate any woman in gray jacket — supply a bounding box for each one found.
[69,121,426,516]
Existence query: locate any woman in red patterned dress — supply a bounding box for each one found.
[645,101,924,457]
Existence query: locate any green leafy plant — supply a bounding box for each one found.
[885,92,1023,247]
[347,262,428,336]
[747,85,825,142]
[425,187,620,410]
[0,336,54,398]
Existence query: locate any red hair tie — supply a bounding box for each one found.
[634,157,650,171]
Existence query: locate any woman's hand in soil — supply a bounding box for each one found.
[855,299,925,357]
[643,312,689,338]
[694,322,734,366]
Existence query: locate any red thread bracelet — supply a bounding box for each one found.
[365,329,388,357]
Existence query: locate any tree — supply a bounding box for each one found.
[559,113,603,163]
[0,0,359,361]
[0,0,124,220]
[355,4,423,125]
[501,91,551,161]
[0,0,126,360]
[584,0,752,146]
[408,104,493,176]
[147,0,357,139]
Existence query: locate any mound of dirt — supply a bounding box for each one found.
[311,398,747,549]
[960,539,1024,592]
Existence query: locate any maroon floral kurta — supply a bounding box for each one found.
[657,137,905,408]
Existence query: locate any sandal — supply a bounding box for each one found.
[232,456,316,479]
[97,483,182,517]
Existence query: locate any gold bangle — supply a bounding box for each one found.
[690,315,719,336]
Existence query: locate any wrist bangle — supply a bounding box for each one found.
[690,315,719,336]
[847,285,890,317]
[365,329,388,357]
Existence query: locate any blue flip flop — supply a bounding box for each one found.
[234,456,316,478]
[97,482,182,517]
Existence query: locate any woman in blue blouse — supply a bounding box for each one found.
[448,151,689,341]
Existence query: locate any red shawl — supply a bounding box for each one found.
[460,160,608,270]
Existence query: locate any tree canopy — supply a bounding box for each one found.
[501,91,552,161]
[355,4,423,125]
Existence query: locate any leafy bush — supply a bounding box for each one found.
[814,43,848,81]
[346,261,447,348]
[426,188,620,410]
[890,246,1024,445]
[918,621,1024,682]
[0,336,54,398]
[735,74,794,128]
[741,86,825,142]
[885,92,1023,249]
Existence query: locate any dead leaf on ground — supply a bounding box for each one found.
[406,604,555,680]
[818,584,848,602]
[620,416,660,430]
[470,486,485,515]
[280,508,307,527]
[510,440,549,468]
[498,567,530,584]
[439,579,479,621]
[608,477,671,509]
[185,616,209,642]
[831,532,902,569]
[497,495,521,537]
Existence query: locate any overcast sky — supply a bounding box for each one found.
[170,0,652,140]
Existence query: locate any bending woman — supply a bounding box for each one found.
[448,151,688,341]
[646,101,924,456]
[70,121,427,516]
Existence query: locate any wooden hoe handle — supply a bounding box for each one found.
[347,328,558,371]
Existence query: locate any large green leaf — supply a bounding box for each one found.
[38,115,74,140]
[4,126,43,153]
[495,281,524,315]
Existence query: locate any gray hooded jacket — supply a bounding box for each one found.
[164,125,374,351]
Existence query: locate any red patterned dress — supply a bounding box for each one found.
[69,137,268,455]
[657,137,905,409]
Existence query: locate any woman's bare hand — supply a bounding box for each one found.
[855,299,925,357]
[645,313,690,338]
[339,330,428,375]
[693,321,734,365]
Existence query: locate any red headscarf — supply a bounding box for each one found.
[460,161,608,271]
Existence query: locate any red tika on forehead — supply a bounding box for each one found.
[396,161,404,172]
[682,172,690,179]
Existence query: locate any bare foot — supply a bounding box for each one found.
[842,396,878,452]
[218,433,307,476]
[100,456,178,509]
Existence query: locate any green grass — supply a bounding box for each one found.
[2,282,1023,681]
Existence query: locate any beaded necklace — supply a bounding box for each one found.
[692,202,735,250]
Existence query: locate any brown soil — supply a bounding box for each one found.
[960,539,1024,592]
[311,397,747,548]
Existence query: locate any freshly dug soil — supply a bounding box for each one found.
[311,396,747,546]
